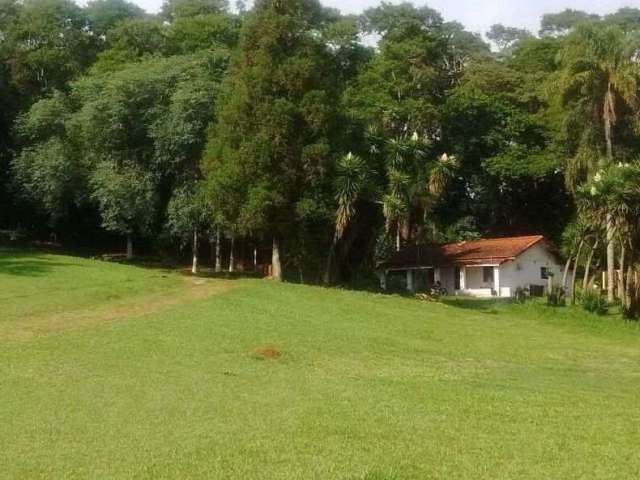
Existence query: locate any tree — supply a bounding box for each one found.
[323,152,373,283]
[85,0,144,38]
[540,9,599,37]
[204,0,339,281]
[166,183,213,273]
[487,24,533,54]
[11,91,88,233]
[161,0,228,21]
[4,0,98,96]
[90,161,156,258]
[578,164,640,315]
[605,8,640,32]
[557,22,640,302]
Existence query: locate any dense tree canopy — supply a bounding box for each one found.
[2,0,640,309]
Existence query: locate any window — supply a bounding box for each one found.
[483,266,494,283]
[540,267,549,280]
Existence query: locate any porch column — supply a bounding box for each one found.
[494,265,500,297]
[460,266,466,291]
[406,270,415,293]
[434,267,441,283]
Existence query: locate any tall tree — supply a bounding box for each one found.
[540,9,600,37]
[204,0,339,281]
[4,0,98,96]
[487,24,533,54]
[557,22,640,301]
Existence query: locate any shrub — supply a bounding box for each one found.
[514,286,528,303]
[547,286,566,306]
[582,291,608,315]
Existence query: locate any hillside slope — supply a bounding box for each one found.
[1,250,639,479]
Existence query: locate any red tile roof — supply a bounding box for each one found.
[385,235,549,269]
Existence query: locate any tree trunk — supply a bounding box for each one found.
[582,239,599,291]
[126,235,133,260]
[253,245,258,271]
[607,215,616,303]
[604,82,616,303]
[604,82,615,165]
[215,226,222,273]
[624,264,633,313]
[395,221,401,252]
[562,244,575,290]
[191,228,198,275]
[323,242,336,285]
[618,242,626,302]
[272,236,282,281]
[571,240,584,306]
[228,235,235,273]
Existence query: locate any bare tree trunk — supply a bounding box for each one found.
[571,240,584,305]
[215,226,222,273]
[272,236,282,281]
[395,221,401,252]
[604,83,616,303]
[209,237,215,270]
[607,216,616,303]
[323,242,336,285]
[126,235,133,260]
[562,245,575,290]
[618,242,626,302]
[604,82,615,165]
[228,235,235,273]
[191,228,198,275]
[624,264,633,312]
[253,245,258,271]
[583,239,599,291]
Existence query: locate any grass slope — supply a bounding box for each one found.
[1,249,639,479]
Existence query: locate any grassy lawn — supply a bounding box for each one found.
[1,249,639,479]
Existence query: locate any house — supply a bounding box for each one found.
[380,235,562,297]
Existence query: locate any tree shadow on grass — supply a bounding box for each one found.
[440,296,511,314]
[0,252,78,277]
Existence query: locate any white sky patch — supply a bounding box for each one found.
[93,0,639,36]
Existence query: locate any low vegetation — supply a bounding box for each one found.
[1,249,639,478]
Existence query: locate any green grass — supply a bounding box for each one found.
[1,248,640,479]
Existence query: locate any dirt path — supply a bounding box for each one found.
[0,276,232,342]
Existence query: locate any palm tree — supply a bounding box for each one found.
[578,163,640,314]
[557,22,640,302]
[324,152,372,284]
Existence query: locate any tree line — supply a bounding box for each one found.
[1,0,640,312]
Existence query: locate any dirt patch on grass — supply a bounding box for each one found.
[252,346,282,360]
[1,276,232,341]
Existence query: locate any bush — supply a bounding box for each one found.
[582,291,608,315]
[547,286,566,306]
[514,286,529,303]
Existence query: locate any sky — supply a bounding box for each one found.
[123,0,639,35]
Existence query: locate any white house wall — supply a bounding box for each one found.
[498,243,562,296]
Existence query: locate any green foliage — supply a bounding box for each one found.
[3,0,98,95]
[12,137,84,224]
[160,0,228,21]
[540,9,600,37]
[582,290,609,315]
[547,285,566,306]
[166,182,213,246]
[3,0,640,291]
[487,23,533,54]
[204,0,339,259]
[85,0,144,38]
[90,161,156,237]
